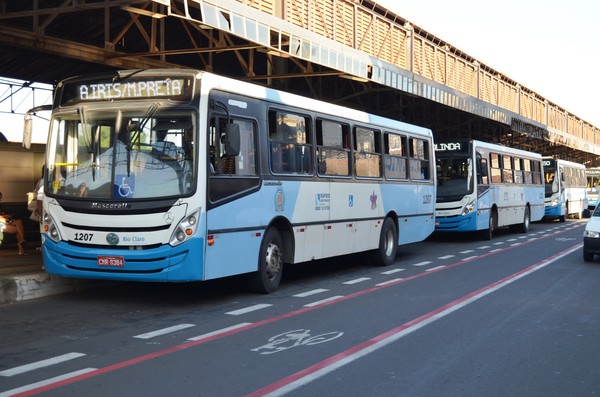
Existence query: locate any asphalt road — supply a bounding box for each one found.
[0,219,598,397]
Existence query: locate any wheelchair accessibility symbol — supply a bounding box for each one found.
[115,175,135,198]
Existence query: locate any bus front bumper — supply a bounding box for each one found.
[42,239,205,282]
[435,211,478,232]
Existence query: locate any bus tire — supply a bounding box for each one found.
[251,228,283,294]
[480,210,496,240]
[583,250,594,262]
[371,217,397,267]
[517,206,531,233]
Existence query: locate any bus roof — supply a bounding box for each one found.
[197,71,434,139]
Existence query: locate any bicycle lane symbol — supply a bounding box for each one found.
[251,329,344,355]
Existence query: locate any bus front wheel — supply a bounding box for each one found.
[251,228,284,294]
[371,217,398,267]
[480,211,496,240]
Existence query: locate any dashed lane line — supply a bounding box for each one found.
[187,323,253,342]
[293,289,329,298]
[343,277,371,285]
[304,296,345,307]
[134,324,196,340]
[0,368,97,397]
[226,304,273,316]
[0,353,86,377]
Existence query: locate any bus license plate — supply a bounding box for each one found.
[98,256,124,267]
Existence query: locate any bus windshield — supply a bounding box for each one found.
[436,156,473,201]
[46,107,196,200]
[544,165,558,196]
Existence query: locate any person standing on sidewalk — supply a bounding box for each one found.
[0,192,27,255]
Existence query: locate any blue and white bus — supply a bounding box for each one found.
[40,69,436,292]
[543,157,587,221]
[435,140,544,239]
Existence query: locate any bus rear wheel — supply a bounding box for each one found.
[251,228,283,294]
[510,206,530,233]
[371,217,397,267]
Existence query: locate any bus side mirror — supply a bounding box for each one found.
[224,123,240,157]
[22,105,52,150]
[478,161,488,178]
[23,113,32,149]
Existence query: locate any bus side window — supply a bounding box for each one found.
[384,132,407,179]
[355,127,382,178]
[514,158,524,184]
[502,155,514,183]
[533,160,543,185]
[209,117,257,176]
[269,111,312,175]
[490,153,502,183]
[316,119,350,177]
[478,157,489,185]
[408,137,429,180]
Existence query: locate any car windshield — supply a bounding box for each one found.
[46,107,196,200]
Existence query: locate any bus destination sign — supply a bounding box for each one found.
[434,141,469,154]
[59,76,194,106]
[78,79,186,101]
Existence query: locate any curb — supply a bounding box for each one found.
[0,272,102,304]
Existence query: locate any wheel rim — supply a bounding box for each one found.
[383,228,395,257]
[264,241,282,281]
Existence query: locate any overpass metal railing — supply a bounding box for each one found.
[235,0,600,150]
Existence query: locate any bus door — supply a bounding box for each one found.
[206,115,261,280]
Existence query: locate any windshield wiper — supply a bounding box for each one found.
[126,103,160,176]
[79,106,100,182]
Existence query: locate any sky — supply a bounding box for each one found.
[0,78,52,144]
[1,0,598,143]
[376,0,600,127]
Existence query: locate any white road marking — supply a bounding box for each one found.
[0,353,86,377]
[304,296,344,307]
[293,289,329,298]
[412,261,432,267]
[375,278,403,286]
[133,324,196,339]
[0,368,97,397]
[381,268,405,275]
[225,304,272,316]
[425,266,446,272]
[187,323,252,341]
[343,277,371,285]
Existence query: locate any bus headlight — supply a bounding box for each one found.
[584,230,600,238]
[43,213,62,243]
[169,209,200,246]
[462,201,475,216]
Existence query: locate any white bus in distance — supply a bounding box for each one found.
[38,69,436,293]
[435,139,544,239]
[543,157,588,221]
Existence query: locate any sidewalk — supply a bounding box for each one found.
[0,242,98,304]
